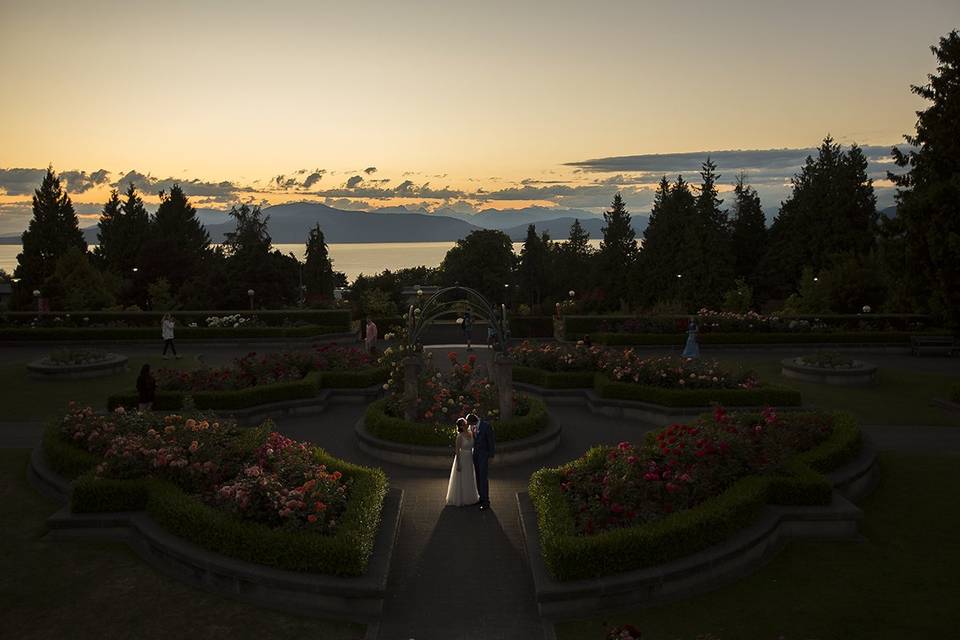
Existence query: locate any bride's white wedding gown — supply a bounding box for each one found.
[445,433,479,506]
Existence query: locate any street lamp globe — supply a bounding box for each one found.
[247,289,255,297]
[568,290,575,298]
[676,274,683,279]
[862,305,872,313]
[32,289,40,297]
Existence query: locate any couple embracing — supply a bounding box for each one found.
[445,413,495,510]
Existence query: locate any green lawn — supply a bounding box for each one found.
[718,357,960,426]
[0,449,364,640]
[0,356,196,422]
[556,452,960,640]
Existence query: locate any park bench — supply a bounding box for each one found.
[910,335,958,356]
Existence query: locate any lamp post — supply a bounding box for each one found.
[33,289,41,314]
[247,288,255,310]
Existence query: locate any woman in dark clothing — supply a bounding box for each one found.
[137,364,156,411]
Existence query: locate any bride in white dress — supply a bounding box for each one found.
[445,418,479,506]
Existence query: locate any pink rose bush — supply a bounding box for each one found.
[156,343,372,392]
[559,406,834,535]
[61,403,350,532]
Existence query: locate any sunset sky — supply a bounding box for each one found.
[1,0,958,232]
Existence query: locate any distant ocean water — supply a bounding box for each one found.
[0,240,603,283]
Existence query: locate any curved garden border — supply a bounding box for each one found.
[516,420,879,619]
[354,415,562,469]
[28,442,402,623]
[513,370,804,426]
[27,353,128,379]
[781,357,878,386]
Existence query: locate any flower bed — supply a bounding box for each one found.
[0,325,347,341]
[564,312,935,336]
[799,351,856,368]
[528,408,862,581]
[44,405,387,575]
[45,348,111,366]
[590,331,936,346]
[107,344,387,411]
[364,395,549,447]
[510,341,801,406]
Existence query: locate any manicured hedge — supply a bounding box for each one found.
[565,314,934,336]
[107,373,322,411]
[55,435,388,576]
[591,331,936,346]
[363,395,550,447]
[513,366,595,389]
[509,316,555,339]
[1,309,352,329]
[41,422,100,479]
[593,376,803,407]
[528,411,862,581]
[106,368,387,412]
[0,325,346,341]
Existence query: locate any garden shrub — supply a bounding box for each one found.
[44,408,388,576]
[591,331,938,346]
[594,376,802,407]
[513,366,595,389]
[364,395,549,447]
[108,375,321,412]
[529,409,862,581]
[509,316,555,339]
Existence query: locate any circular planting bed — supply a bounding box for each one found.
[781,354,878,386]
[27,349,128,379]
[358,396,557,468]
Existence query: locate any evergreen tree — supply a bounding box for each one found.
[554,218,594,299]
[761,136,878,299]
[887,30,960,328]
[304,224,335,300]
[42,247,115,310]
[140,184,211,295]
[518,224,550,309]
[638,177,691,306]
[14,167,87,297]
[680,159,735,309]
[93,183,150,277]
[730,173,768,288]
[597,193,638,309]
[223,203,271,255]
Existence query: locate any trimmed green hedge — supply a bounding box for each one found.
[107,373,321,412]
[513,366,595,389]
[0,325,346,341]
[509,316,555,339]
[106,368,387,412]
[47,427,388,576]
[1,309,351,329]
[363,395,550,447]
[590,331,939,346]
[594,376,803,407]
[528,411,862,581]
[41,422,100,479]
[565,314,934,336]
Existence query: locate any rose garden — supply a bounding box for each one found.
[2,297,959,640]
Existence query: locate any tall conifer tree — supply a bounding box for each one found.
[597,193,638,309]
[15,167,87,296]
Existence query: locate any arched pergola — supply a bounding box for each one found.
[406,285,510,351]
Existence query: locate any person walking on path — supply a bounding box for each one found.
[365,316,378,355]
[681,316,700,359]
[161,313,180,359]
[461,309,474,351]
[468,412,495,510]
[136,364,156,411]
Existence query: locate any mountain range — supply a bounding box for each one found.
[0,203,623,245]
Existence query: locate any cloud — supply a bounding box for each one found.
[0,167,110,196]
[302,170,325,189]
[322,197,374,211]
[312,181,466,200]
[363,166,377,175]
[113,170,245,199]
[345,175,364,189]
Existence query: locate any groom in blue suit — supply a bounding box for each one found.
[467,413,495,510]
